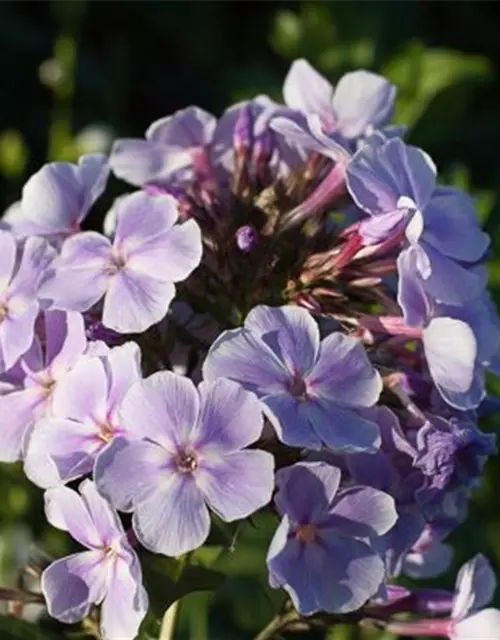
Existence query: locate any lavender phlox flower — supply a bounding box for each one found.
[346,407,425,575]
[41,480,148,640]
[278,58,396,154]
[95,372,274,557]
[414,414,495,517]
[5,155,109,241]
[388,554,500,638]
[0,231,55,372]
[348,138,489,305]
[0,310,87,462]
[395,264,488,409]
[24,341,141,488]
[266,460,397,615]
[110,106,217,189]
[203,304,382,452]
[402,524,454,579]
[40,191,202,333]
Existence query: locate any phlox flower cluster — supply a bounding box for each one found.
[0,58,499,639]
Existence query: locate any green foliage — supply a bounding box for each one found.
[0,616,61,640]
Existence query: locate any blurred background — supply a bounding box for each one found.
[1,1,500,638]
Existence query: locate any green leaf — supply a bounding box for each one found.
[140,550,225,619]
[0,616,62,640]
[383,42,492,128]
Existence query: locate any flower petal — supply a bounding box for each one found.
[332,70,396,139]
[52,356,108,422]
[274,461,341,523]
[0,230,17,292]
[197,450,274,521]
[283,59,334,125]
[0,387,45,462]
[133,474,210,556]
[95,438,174,513]
[100,554,148,640]
[452,554,497,619]
[328,487,397,538]
[44,485,103,548]
[118,371,199,447]
[262,393,322,449]
[194,378,264,452]
[309,333,382,407]
[423,318,478,409]
[102,268,175,333]
[24,417,100,488]
[42,551,107,624]
[306,399,380,453]
[202,328,289,395]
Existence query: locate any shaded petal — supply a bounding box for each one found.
[113,191,178,248]
[332,70,396,139]
[79,480,124,549]
[78,153,109,211]
[41,551,107,624]
[100,554,148,640]
[306,399,380,453]
[328,487,397,537]
[194,378,264,452]
[403,542,454,579]
[419,242,488,305]
[452,554,496,619]
[127,219,202,284]
[0,230,17,292]
[40,233,111,310]
[275,461,341,522]
[266,517,320,615]
[95,438,174,512]
[246,305,319,375]
[314,534,386,613]
[397,246,430,327]
[0,302,39,371]
[308,333,382,407]
[197,450,274,521]
[52,356,108,422]
[202,328,289,395]
[0,387,45,462]
[146,106,216,146]
[20,162,82,236]
[44,485,102,548]
[263,393,322,449]
[45,310,87,375]
[133,475,210,556]
[423,193,489,262]
[110,139,191,188]
[24,417,100,488]
[118,371,199,447]
[283,59,333,125]
[104,342,141,415]
[103,268,175,333]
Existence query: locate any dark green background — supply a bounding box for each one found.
[1,2,500,638]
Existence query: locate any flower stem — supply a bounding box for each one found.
[253,610,299,640]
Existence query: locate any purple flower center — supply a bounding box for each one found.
[175,449,199,473]
[289,375,308,402]
[97,420,115,444]
[107,250,127,276]
[293,523,317,543]
[0,301,8,324]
